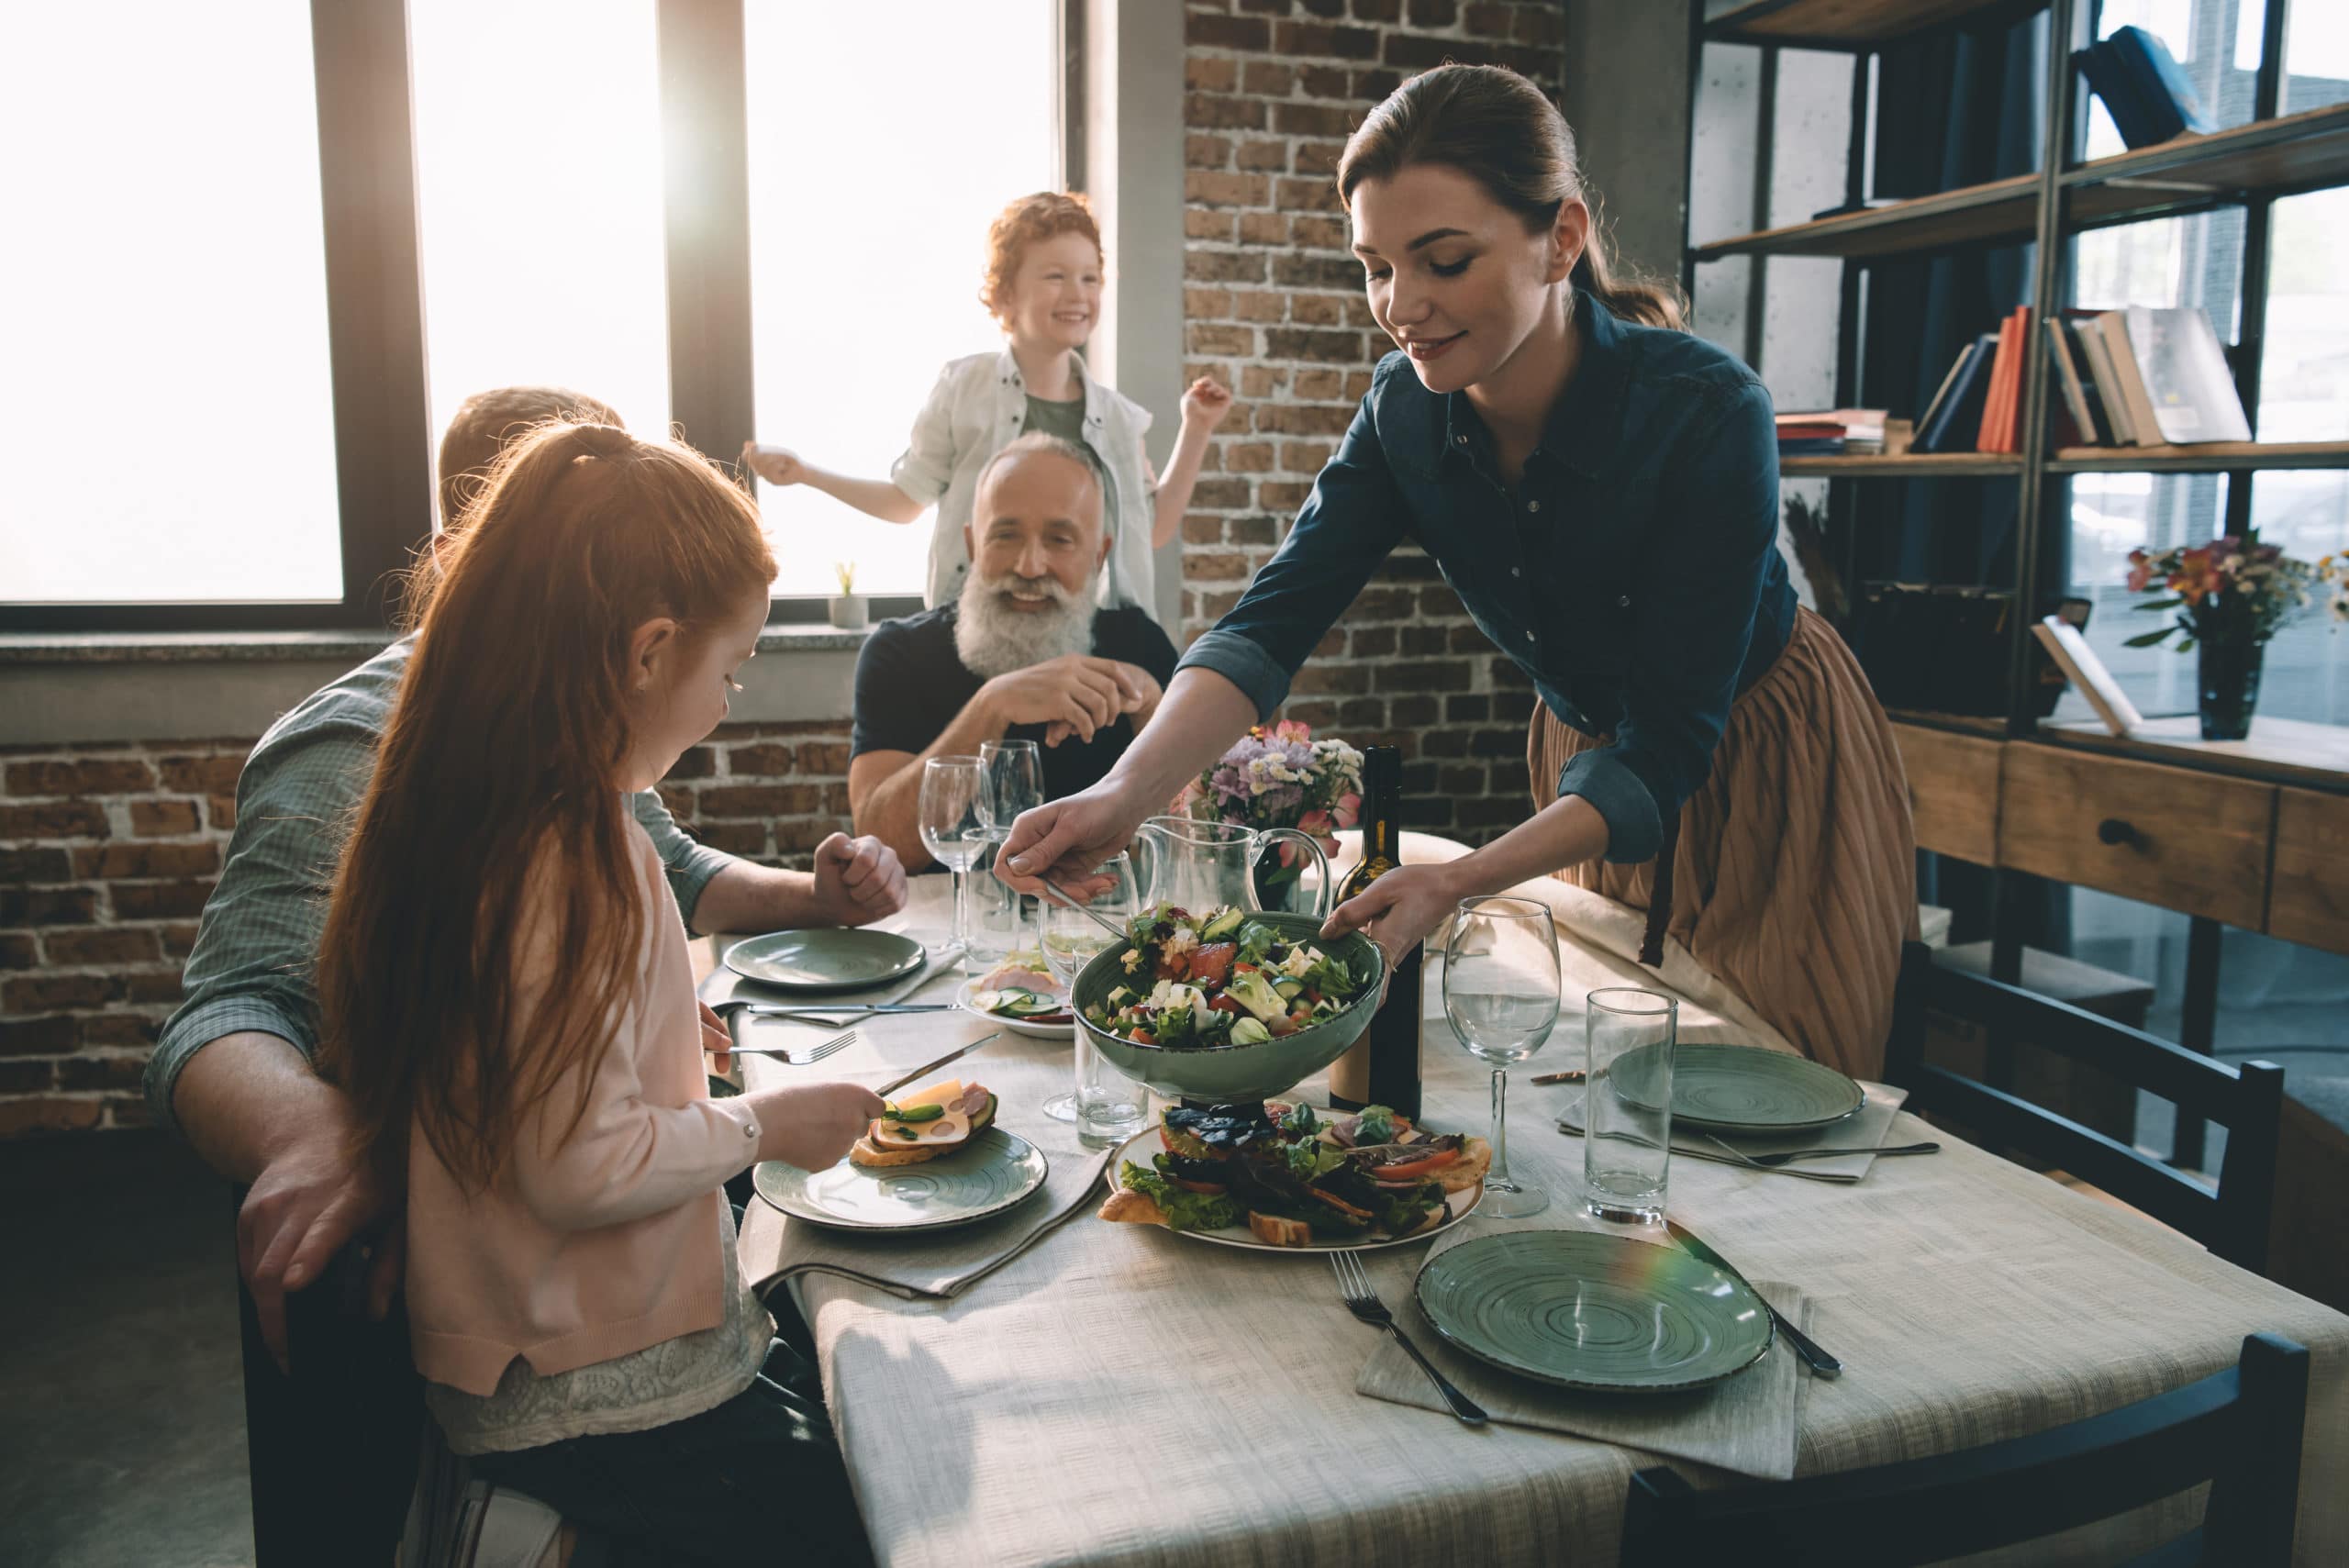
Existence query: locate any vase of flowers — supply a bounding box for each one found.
[1174,720,1364,915]
[2126,539,2342,741]
[828,561,867,629]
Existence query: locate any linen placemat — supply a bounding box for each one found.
[738,1044,1115,1301]
[1353,1218,1813,1481]
[1557,1080,1911,1184]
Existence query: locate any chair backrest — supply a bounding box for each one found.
[1886,941,2285,1272]
[232,1189,422,1567]
[1619,1332,2310,1568]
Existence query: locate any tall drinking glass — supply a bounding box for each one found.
[977,740,1043,830]
[1442,895,1561,1219]
[917,757,987,970]
[972,740,1046,971]
[1583,988,1678,1224]
[1039,852,1141,1129]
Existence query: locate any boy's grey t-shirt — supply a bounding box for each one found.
[144,638,734,1134]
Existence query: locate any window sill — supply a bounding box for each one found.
[0,622,873,746]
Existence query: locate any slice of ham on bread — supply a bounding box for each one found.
[848,1079,996,1168]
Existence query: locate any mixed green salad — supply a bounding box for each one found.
[1083,904,1375,1049]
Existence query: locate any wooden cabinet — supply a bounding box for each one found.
[1996,745,2276,929]
[1892,724,2001,864]
[2268,788,2349,956]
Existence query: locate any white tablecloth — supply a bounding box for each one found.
[733,873,2347,1566]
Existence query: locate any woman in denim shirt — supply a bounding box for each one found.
[1007,66,1915,1076]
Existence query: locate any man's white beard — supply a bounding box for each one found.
[954,569,1094,680]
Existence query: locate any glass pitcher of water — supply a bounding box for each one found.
[1131,817,1334,918]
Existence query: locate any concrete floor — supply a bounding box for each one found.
[0,1130,253,1568]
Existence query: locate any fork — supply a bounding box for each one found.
[1330,1250,1487,1426]
[709,1029,857,1066]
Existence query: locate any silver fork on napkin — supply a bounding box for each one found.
[1330,1250,1486,1426]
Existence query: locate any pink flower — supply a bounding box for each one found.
[2126,555,2154,594]
[1272,719,1313,744]
[1339,791,1362,818]
[1299,808,1330,835]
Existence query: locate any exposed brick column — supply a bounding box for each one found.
[1177,0,1565,840]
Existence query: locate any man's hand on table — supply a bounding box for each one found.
[236,1095,402,1373]
[809,832,909,927]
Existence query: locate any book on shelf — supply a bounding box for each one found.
[2123,306,2253,445]
[2096,313,2167,447]
[2072,25,2213,150]
[2074,317,2138,444]
[2032,616,2144,737]
[1776,408,1887,457]
[1918,333,1999,453]
[2046,317,2107,446]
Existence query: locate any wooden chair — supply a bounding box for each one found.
[1619,1332,2310,1567]
[1886,941,2285,1273]
[232,1191,421,1566]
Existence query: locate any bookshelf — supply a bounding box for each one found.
[1685,0,2349,1170]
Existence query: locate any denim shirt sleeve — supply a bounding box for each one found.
[888,361,960,506]
[1561,379,1779,864]
[1174,391,1412,719]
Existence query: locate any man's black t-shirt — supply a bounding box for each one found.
[849,604,1180,800]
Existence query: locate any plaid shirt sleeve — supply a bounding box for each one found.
[145,728,373,1135]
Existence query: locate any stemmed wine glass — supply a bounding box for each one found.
[917,757,988,972]
[1036,852,1140,1124]
[1442,895,1562,1218]
[977,740,1043,831]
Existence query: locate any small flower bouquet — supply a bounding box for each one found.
[2125,538,2342,739]
[2122,538,2340,651]
[1175,720,1364,911]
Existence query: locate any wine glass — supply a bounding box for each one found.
[1036,852,1139,1124]
[917,757,987,971]
[1442,895,1562,1218]
[977,739,1043,830]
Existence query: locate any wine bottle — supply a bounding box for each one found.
[1327,745,1422,1119]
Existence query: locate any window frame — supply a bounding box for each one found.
[2,0,1071,632]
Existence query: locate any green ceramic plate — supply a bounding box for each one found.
[1615,1042,1865,1134]
[724,929,928,994]
[1414,1230,1774,1395]
[751,1127,1048,1233]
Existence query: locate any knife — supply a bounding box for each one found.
[1664,1218,1842,1379]
[740,1003,958,1017]
[877,1030,1005,1099]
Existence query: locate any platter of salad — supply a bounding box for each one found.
[1098,1099,1489,1251]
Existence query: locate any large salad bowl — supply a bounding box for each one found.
[1072,910,1387,1105]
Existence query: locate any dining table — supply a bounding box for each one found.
[718,862,2348,1567]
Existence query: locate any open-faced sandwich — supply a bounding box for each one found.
[847,1078,998,1169]
[1098,1100,1491,1246]
[967,960,1072,1026]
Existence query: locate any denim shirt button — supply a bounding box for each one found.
[1510,566,1521,578]
[1523,629,1536,643]
[1619,595,1631,608]
[1526,499,1540,513]
[1453,433,1468,446]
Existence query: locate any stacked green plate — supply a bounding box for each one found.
[1615,1042,1865,1134]
[1413,1230,1774,1394]
[724,929,928,993]
[752,1128,1048,1233]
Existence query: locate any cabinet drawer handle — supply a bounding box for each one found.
[2097,817,2141,848]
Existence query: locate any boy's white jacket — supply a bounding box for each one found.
[890,347,1158,615]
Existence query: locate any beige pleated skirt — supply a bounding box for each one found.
[1527,607,1917,1080]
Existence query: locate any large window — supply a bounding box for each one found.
[742,0,1060,598]
[0,4,342,605]
[2,0,1067,627]
[410,0,674,492]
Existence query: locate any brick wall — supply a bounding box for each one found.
[1178,0,1564,839]
[0,723,850,1137]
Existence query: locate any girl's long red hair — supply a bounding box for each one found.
[318,421,774,1194]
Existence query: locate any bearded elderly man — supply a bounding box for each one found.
[849,433,1178,869]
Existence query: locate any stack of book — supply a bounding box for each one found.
[1776,408,1886,457]
[2073,25,2213,149]
[1914,306,2247,452]
[2045,306,2250,448]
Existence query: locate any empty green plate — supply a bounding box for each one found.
[724,929,927,993]
[1616,1042,1865,1134]
[752,1128,1048,1233]
[1414,1230,1774,1394]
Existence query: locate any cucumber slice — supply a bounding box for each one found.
[883,1102,944,1123]
[1273,976,1306,999]
[1002,992,1063,1018]
[1199,907,1244,940]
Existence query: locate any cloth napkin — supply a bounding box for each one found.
[1557,1080,1911,1184]
[736,1044,1115,1301]
[1352,1217,1815,1480]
